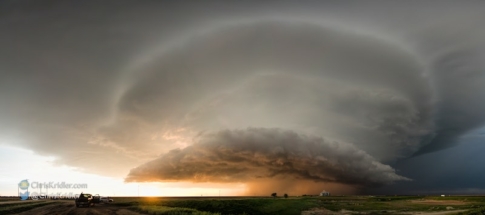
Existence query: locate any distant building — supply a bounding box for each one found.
[320,190,330,196]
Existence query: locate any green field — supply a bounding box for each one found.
[111,195,485,215]
[0,201,57,214]
[2,196,485,215]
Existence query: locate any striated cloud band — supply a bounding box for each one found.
[126,128,410,187]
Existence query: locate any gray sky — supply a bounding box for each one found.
[1,0,485,194]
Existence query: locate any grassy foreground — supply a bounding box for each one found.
[0,201,56,214]
[135,205,221,215]
[113,195,485,215]
[125,197,317,215]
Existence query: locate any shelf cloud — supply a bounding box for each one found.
[126,128,410,187]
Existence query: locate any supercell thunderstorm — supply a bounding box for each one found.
[1,2,485,194]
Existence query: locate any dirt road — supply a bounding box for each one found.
[0,200,29,205]
[13,201,144,215]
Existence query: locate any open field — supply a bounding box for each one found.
[1,196,485,215]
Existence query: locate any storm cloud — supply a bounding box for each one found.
[126,128,410,187]
[1,1,485,193]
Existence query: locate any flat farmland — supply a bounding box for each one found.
[1,196,485,215]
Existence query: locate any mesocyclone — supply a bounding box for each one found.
[118,16,440,188]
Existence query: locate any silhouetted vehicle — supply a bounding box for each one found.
[75,193,100,207]
[100,196,113,203]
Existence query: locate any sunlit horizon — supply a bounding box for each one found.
[0,145,248,197]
